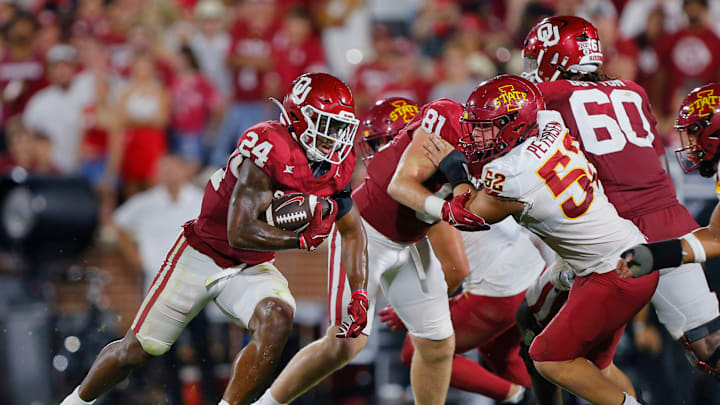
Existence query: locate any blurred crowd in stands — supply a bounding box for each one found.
[2,0,719,204]
[2,0,720,404]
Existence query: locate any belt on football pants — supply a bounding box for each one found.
[205,264,248,291]
[408,243,429,294]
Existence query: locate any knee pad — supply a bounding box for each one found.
[134,334,172,357]
[681,316,720,380]
[516,299,542,346]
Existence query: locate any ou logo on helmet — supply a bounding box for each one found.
[292,76,313,104]
[537,23,560,47]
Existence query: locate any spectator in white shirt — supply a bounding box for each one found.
[22,44,92,174]
[189,0,232,99]
[113,153,203,288]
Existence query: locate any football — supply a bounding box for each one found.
[265,192,332,232]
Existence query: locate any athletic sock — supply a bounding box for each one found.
[218,400,230,405]
[503,385,526,403]
[60,387,96,405]
[450,354,513,401]
[622,393,641,405]
[251,390,286,405]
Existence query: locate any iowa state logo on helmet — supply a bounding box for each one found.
[684,89,720,117]
[494,85,529,112]
[388,99,419,123]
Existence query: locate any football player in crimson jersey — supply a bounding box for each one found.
[618,82,720,379]
[60,73,370,405]
[423,74,655,405]
[252,94,491,405]
[519,15,720,395]
[362,97,541,403]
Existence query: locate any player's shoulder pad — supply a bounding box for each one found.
[481,151,523,200]
[417,98,464,142]
[235,121,295,176]
[482,110,567,200]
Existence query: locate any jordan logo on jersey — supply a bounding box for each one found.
[686,89,720,117]
[495,85,529,112]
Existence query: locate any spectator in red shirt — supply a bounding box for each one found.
[657,0,720,115]
[377,37,431,105]
[0,14,45,127]
[116,53,170,197]
[169,45,223,173]
[349,23,396,114]
[210,0,280,167]
[268,7,327,95]
[631,6,668,112]
[588,2,638,81]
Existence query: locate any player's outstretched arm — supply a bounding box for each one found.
[427,221,470,294]
[335,205,370,338]
[387,127,442,212]
[466,190,524,225]
[617,203,720,278]
[389,129,488,231]
[227,159,309,251]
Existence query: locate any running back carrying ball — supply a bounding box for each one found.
[265,192,333,232]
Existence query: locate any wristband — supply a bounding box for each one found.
[437,149,471,188]
[681,232,707,263]
[351,289,368,296]
[646,239,684,270]
[423,195,445,222]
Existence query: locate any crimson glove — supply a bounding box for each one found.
[378,305,405,332]
[336,289,369,338]
[442,190,490,232]
[298,199,337,251]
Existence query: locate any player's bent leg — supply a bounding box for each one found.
[212,262,297,404]
[261,325,368,404]
[222,297,295,405]
[61,330,151,404]
[516,292,564,405]
[380,239,455,405]
[534,359,627,405]
[410,334,455,405]
[529,270,657,405]
[601,363,635,397]
[652,263,720,378]
[63,235,216,404]
[684,320,720,379]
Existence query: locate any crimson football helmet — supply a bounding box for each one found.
[522,16,603,83]
[459,74,545,165]
[357,97,419,160]
[675,83,720,177]
[274,72,359,164]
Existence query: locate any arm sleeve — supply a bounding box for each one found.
[332,183,353,220]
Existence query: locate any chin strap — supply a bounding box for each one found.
[269,97,294,133]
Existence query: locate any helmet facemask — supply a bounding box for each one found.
[674,117,720,177]
[297,105,359,164]
[522,55,541,83]
[459,112,520,165]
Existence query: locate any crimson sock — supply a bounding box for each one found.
[450,354,512,401]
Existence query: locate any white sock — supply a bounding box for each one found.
[503,385,526,403]
[251,389,286,405]
[60,387,96,405]
[622,393,641,405]
[218,401,230,405]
